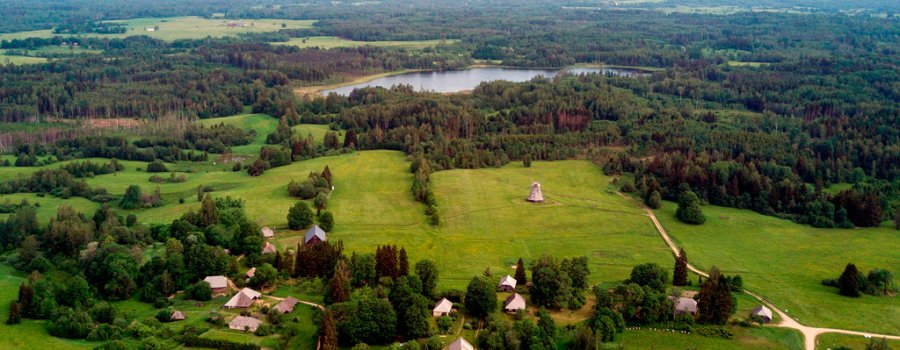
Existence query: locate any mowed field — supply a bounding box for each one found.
[272,36,459,50]
[429,162,673,289]
[0,16,315,42]
[654,202,900,335]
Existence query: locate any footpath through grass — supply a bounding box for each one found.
[653,202,900,335]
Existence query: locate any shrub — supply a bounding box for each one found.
[146,160,169,173]
[437,316,452,334]
[187,281,212,301]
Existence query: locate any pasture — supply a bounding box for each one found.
[654,202,900,335]
[0,17,315,42]
[815,333,900,350]
[272,36,458,50]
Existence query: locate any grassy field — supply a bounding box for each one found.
[273,36,458,50]
[815,332,900,350]
[0,265,96,350]
[199,113,278,155]
[653,202,900,335]
[429,161,672,289]
[607,326,803,350]
[0,17,315,42]
[0,51,48,65]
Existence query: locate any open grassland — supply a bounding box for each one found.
[654,202,900,335]
[607,326,803,350]
[430,161,672,289]
[0,51,48,65]
[273,36,458,50]
[292,124,343,145]
[0,265,95,350]
[816,333,900,350]
[199,113,277,156]
[0,17,315,42]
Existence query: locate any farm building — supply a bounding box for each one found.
[224,288,261,309]
[527,182,544,202]
[304,225,328,244]
[498,275,517,292]
[261,227,275,239]
[274,296,300,314]
[669,296,698,316]
[203,275,230,296]
[433,298,453,317]
[752,305,773,323]
[246,267,256,278]
[170,310,185,321]
[446,337,474,350]
[503,293,526,313]
[229,316,262,332]
[262,241,277,254]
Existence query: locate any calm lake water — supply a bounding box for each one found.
[321,67,648,95]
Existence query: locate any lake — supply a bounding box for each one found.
[321,66,648,95]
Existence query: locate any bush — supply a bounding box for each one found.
[146,160,169,173]
[187,281,212,301]
[27,255,51,273]
[319,211,335,232]
[254,323,273,336]
[619,179,637,193]
[437,316,452,334]
[676,191,706,224]
[287,201,314,230]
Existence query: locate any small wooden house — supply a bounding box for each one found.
[170,310,185,321]
[433,298,453,317]
[224,288,261,309]
[751,305,773,323]
[274,297,300,314]
[262,242,276,254]
[527,182,544,202]
[445,337,474,350]
[203,275,229,296]
[261,227,275,239]
[503,293,526,313]
[304,225,328,245]
[498,275,517,292]
[246,267,256,278]
[669,296,697,316]
[229,316,262,332]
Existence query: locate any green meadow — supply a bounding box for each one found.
[272,36,459,50]
[654,202,900,335]
[606,326,803,350]
[815,333,900,350]
[0,17,315,42]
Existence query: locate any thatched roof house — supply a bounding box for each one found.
[274,297,300,314]
[229,316,262,332]
[262,241,276,254]
[498,275,517,292]
[752,305,773,323]
[170,310,185,321]
[261,227,275,239]
[433,298,453,317]
[224,288,261,309]
[304,225,328,245]
[203,275,229,295]
[246,267,256,278]
[445,337,474,350]
[527,182,544,202]
[503,293,526,313]
[669,296,697,315]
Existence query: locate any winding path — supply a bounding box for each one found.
[621,192,900,350]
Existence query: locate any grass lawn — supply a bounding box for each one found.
[815,332,900,350]
[292,124,343,145]
[653,202,900,335]
[430,161,672,289]
[0,17,315,42]
[199,113,277,156]
[273,36,458,50]
[607,326,803,350]
[0,51,49,65]
[0,265,96,350]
